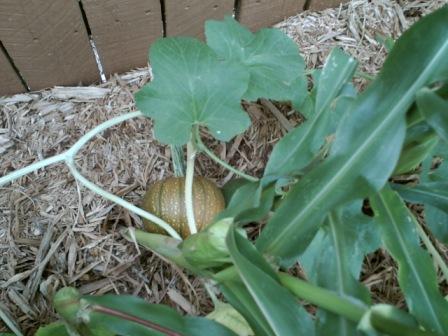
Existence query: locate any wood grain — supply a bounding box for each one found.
[0,47,25,96]
[308,0,345,11]
[239,0,305,31]
[81,0,163,77]
[165,0,235,38]
[0,0,99,90]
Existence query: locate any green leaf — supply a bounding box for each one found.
[222,178,253,204]
[205,16,305,101]
[84,295,238,336]
[370,187,448,333]
[264,48,357,178]
[417,88,448,143]
[394,121,439,175]
[301,201,379,281]
[218,275,275,336]
[300,203,374,336]
[135,37,250,145]
[122,228,194,270]
[180,218,233,269]
[206,302,254,336]
[224,227,315,336]
[36,323,70,336]
[425,205,448,244]
[217,182,276,224]
[375,33,395,52]
[256,6,448,265]
[393,181,448,243]
[393,182,448,212]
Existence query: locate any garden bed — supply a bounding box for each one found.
[0,0,447,334]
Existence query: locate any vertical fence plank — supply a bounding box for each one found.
[165,0,234,38]
[0,0,99,91]
[239,0,305,31]
[308,0,345,11]
[0,48,25,96]
[81,0,163,77]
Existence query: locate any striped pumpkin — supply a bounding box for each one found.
[141,176,225,238]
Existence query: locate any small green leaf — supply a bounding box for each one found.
[425,205,448,244]
[393,182,448,212]
[371,188,448,333]
[206,302,254,336]
[224,227,315,336]
[394,121,439,175]
[135,37,250,145]
[393,181,448,243]
[222,178,253,204]
[264,48,357,178]
[122,228,193,270]
[375,33,395,52]
[205,16,305,101]
[417,88,448,142]
[36,323,70,336]
[217,182,276,224]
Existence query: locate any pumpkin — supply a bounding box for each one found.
[141,176,225,238]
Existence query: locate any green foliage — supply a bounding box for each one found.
[255,5,448,265]
[300,202,379,335]
[417,88,448,142]
[36,7,448,336]
[371,187,448,333]
[135,37,251,145]
[205,16,305,102]
[264,48,357,178]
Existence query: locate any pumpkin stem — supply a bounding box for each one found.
[185,138,198,235]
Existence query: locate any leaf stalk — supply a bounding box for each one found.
[0,111,181,240]
[194,129,259,183]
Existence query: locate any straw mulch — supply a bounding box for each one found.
[1,0,447,334]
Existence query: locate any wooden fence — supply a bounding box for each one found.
[0,0,344,96]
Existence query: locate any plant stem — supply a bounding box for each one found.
[185,140,197,235]
[170,145,185,177]
[194,130,259,183]
[67,159,181,240]
[0,111,181,240]
[413,216,448,282]
[0,152,66,186]
[278,272,367,322]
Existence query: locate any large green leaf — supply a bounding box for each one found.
[264,48,357,178]
[417,88,448,142]
[370,188,448,333]
[205,16,305,101]
[222,228,315,336]
[135,37,250,145]
[300,202,375,336]
[256,6,448,265]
